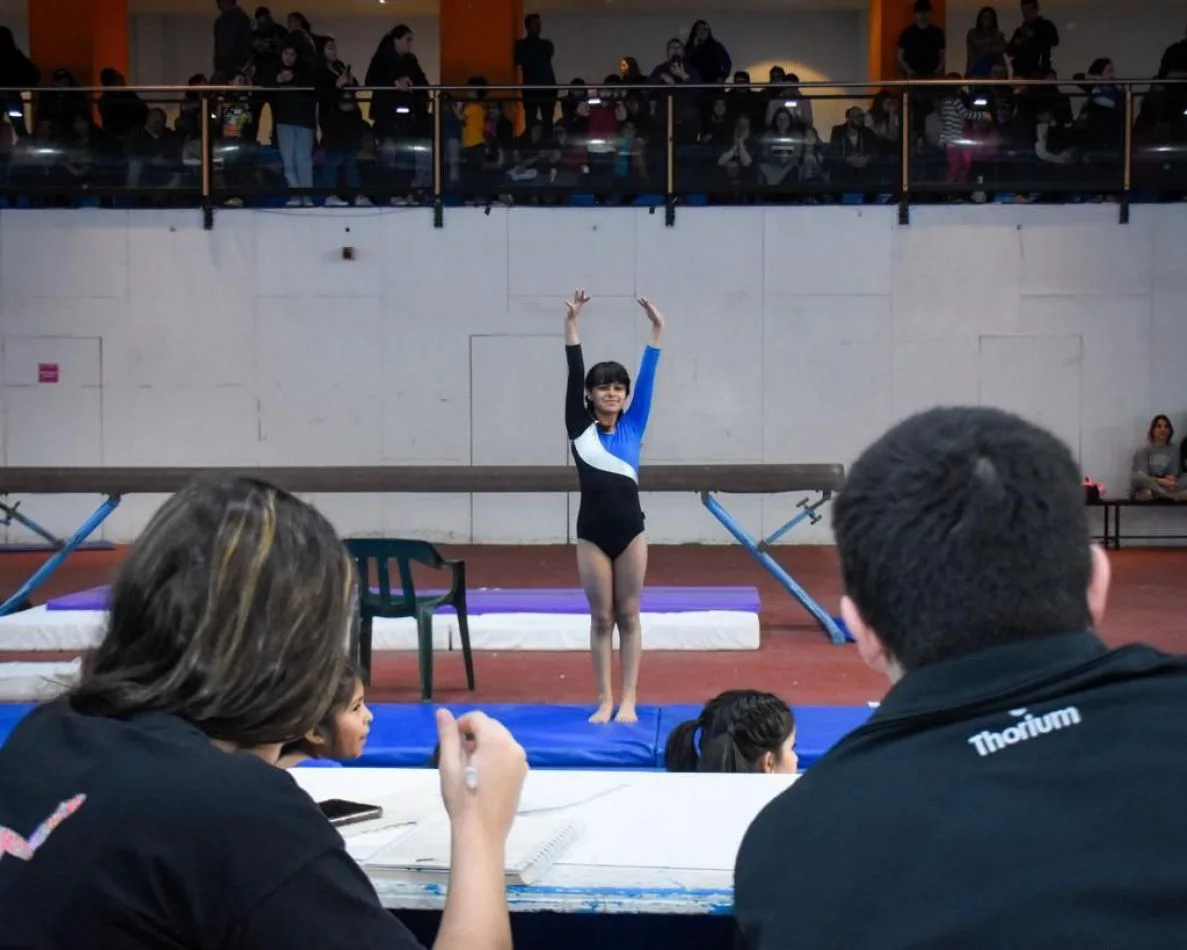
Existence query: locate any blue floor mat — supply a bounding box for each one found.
[357,703,662,769]
[0,701,872,770]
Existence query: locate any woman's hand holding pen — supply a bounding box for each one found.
[436,709,527,842]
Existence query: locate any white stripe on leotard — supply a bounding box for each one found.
[573,424,638,483]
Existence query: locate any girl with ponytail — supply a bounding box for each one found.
[664,689,797,774]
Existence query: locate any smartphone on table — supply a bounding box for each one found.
[318,798,383,828]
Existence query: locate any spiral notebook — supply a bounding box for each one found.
[363,814,582,886]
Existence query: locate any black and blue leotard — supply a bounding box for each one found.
[564,343,661,560]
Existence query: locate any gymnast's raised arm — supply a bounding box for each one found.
[623,297,665,431]
[564,290,591,439]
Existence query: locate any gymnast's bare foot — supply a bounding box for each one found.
[589,700,614,724]
[614,701,638,724]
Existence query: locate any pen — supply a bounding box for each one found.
[461,731,478,790]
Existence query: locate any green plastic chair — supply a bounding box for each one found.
[343,538,475,702]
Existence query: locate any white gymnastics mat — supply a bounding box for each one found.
[0,606,760,655]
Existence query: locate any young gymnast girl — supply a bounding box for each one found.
[563,289,665,725]
[664,689,799,774]
[276,663,373,769]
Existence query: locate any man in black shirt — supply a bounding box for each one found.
[515,13,557,130]
[1008,0,1060,78]
[735,407,1187,949]
[897,0,946,78]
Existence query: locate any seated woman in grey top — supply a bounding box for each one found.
[1131,414,1187,501]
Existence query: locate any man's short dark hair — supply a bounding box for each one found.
[832,406,1092,670]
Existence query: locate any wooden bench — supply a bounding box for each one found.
[1087,499,1187,550]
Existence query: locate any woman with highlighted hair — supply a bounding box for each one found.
[563,289,664,724]
[0,475,527,950]
[665,689,798,774]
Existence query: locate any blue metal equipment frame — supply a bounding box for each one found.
[0,494,122,616]
[700,490,850,645]
[0,497,116,553]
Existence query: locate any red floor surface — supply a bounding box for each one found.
[3,544,1186,706]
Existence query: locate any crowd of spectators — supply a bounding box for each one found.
[0,0,1183,205]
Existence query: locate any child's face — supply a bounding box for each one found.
[329,680,372,759]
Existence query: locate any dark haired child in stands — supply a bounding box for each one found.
[277,664,372,769]
[665,689,798,774]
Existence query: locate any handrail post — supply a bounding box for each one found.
[432,88,444,228]
[898,88,910,225]
[665,89,675,226]
[1119,84,1134,225]
[200,92,213,229]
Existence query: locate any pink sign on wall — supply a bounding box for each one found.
[38,363,59,384]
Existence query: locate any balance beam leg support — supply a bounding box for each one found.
[0,494,122,616]
[0,499,63,547]
[701,491,848,645]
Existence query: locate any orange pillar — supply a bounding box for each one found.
[439,0,523,86]
[28,0,129,88]
[868,0,947,81]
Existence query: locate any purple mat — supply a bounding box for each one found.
[47,584,761,615]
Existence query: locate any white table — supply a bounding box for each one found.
[291,767,796,916]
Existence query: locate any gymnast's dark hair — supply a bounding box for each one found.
[278,660,363,759]
[70,474,355,747]
[585,361,630,417]
[832,406,1093,671]
[665,690,795,773]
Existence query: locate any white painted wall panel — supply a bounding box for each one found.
[3,336,100,388]
[643,493,764,546]
[472,495,568,544]
[1,213,129,300]
[1150,289,1187,418]
[394,210,509,321]
[470,335,566,467]
[978,334,1083,463]
[256,296,384,390]
[644,289,763,464]
[764,208,893,298]
[893,209,1023,342]
[102,385,259,466]
[1018,206,1154,298]
[507,209,637,299]
[762,296,892,469]
[891,339,980,424]
[3,337,102,472]
[637,207,764,297]
[254,210,392,299]
[381,315,473,465]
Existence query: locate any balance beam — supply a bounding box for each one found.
[0,465,847,643]
[0,465,843,495]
